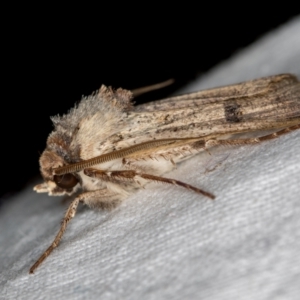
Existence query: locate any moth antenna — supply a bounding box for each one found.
[131,79,174,97]
[54,138,202,175]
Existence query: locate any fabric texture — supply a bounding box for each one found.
[1,17,300,300]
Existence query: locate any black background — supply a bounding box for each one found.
[1,7,299,203]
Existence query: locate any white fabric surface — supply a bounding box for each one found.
[1,17,300,300]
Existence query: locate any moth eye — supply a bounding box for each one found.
[53,174,78,189]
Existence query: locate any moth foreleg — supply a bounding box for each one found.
[29,196,81,274]
[29,189,122,274]
[84,169,215,200]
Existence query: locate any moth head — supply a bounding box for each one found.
[34,150,80,196]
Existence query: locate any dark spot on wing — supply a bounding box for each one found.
[224,102,243,123]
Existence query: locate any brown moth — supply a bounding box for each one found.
[30,74,300,273]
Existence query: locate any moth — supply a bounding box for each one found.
[30,74,300,273]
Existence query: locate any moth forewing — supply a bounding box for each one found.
[30,74,300,274]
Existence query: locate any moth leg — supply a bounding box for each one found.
[84,169,215,200]
[206,124,300,147]
[29,196,81,274]
[29,189,121,274]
